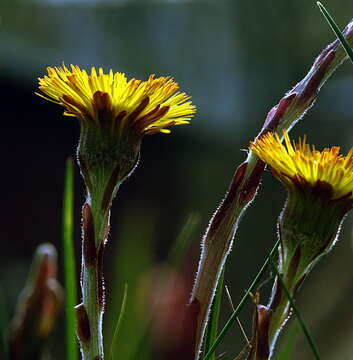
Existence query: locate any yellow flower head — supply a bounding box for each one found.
[37,65,196,135]
[250,131,353,201]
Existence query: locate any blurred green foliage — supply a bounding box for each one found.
[0,1,352,359]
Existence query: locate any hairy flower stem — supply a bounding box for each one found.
[267,278,295,356]
[77,190,113,360]
[190,19,353,359]
[248,275,296,360]
[79,258,104,359]
[76,149,123,360]
[249,257,316,360]
[246,288,282,360]
[36,63,195,359]
[248,183,351,360]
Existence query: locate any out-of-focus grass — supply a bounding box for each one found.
[110,283,128,360]
[168,212,201,267]
[106,210,154,359]
[62,158,78,360]
[106,211,201,360]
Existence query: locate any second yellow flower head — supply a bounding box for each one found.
[250,131,353,201]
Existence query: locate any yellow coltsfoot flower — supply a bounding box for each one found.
[250,130,353,271]
[250,130,353,202]
[37,66,196,360]
[37,65,196,198]
[249,131,353,359]
[37,65,195,135]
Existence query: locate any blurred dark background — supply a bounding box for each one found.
[0,0,352,359]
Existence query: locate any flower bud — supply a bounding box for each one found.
[9,243,63,360]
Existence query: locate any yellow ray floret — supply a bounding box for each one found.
[250,131,353,200]
[37,65,196,135]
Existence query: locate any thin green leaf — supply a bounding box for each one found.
[317,2,353,64]
[107,211,153,359]
[203,238,280,360]
[203,270,224,360]
[0,288,8,360]
[224,285,250,345]
[110,283,128,360]
[168,212,201,267]
[63,158,78,360]
[268,255,321,360]
[131,212,201,359]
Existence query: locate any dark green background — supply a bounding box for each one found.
[0,1,352,359]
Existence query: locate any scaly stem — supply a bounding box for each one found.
[190,19,353,360]
[76,161,120,360]
[246,278,293,360]
[248,272,319,360]
[77,193,111,360]
[80,255,104,359]
[266,278,293,358]
[75,117,139,359]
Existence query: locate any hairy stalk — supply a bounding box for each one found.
[248,276,297,360]
[190,19,353,359]
[36,65,195,360]
[77,198,110,359]
[247,265,318,360]
[268,271,320,360]
[76,153,123,360]
[247,181,350,360]
[263,274,320,360]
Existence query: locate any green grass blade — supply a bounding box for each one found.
[268,255,321,360]
[317,2,353,64]
[0,288,8,360]
[62,158,78,360]
[224,285,250,345]
[203,238,281,360]
[110,283,128,360]
[130,212,201,359]
[203,270,224,360]
[168,212,201,267]
[106,211,154,360]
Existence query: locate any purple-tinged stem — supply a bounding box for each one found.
[189,19,353,359]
